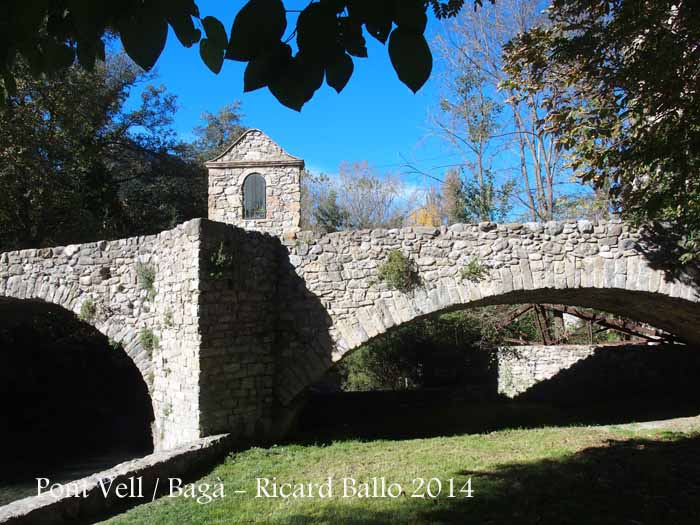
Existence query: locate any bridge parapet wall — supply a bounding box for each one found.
[3,218,700,447]
[0,219,311,448]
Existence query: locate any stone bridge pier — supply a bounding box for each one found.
[0,219,295,451]
[2,129,700,451]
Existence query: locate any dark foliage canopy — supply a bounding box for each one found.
[503,0,700,262]
[0,0,489,111]
[0,53,245,251]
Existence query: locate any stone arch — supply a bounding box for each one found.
[0,292,155,399]
[276,286,700,406]
[285,285,700,435]
[0,223,206,451]
[0,276,153,382]
[0,296,155,473]
[333,287,700,361]
[278,221,700,405]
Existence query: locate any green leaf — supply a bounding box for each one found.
[394,1,427,33]
[244,58,268,92]
[243,43,292,92]
[165,0,201,46]
[226,0,286,61]
[326,53,354,93]
[200,16,228,74]
[297,3,339,59]
[167,15,201,48]
[200,39,224,74]
[388,27,432,93]
[76,38,105,70]
[296,54,325,99]
[202,16,227,49]
[96,39,106,62]
[22,45,46,76]
[268,72,306,111]
[365,20,392,44]
[118,3,168,70]
[268,53,323,111]
[15,0,49,35]
[341,18,368,57]
[348,0,394,43]
[69,0,107,69]
[67,0,107,40]
[164,0,200,19]
[2,72,17,98]
[45,9,72,43]
[43,40,76,71]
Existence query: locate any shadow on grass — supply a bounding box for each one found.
[291,390,700,445]
[269,434,700,525]
[294,341,700,445]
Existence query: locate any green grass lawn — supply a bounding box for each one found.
[101,424,700,525]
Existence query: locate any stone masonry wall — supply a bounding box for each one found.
[196,221,280,440]
[497,344,700,401]
[3,218,700,446]
[0,219,295,449]
[497,345,598,398]
[208,165,301,234]
[276,220,700,405]
[207,130,303,236]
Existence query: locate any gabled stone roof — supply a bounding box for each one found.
[205,129,305,168]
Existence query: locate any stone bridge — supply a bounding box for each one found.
[1,130,699,451]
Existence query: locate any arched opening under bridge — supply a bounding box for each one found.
[0,298,154,504]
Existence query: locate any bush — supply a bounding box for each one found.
[340,336,421,391]
[337,310,493,391]
[377,250,419,292]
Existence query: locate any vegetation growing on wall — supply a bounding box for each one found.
[460,257,488,283]
[377,250,419,292]
[209,241,236,280]
[79,299,97,322]
[163,310,174,328]
[139,328,159,357]
[136,263,157,300]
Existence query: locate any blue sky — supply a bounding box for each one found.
[126,1,459,185]
[122,1,589,218]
